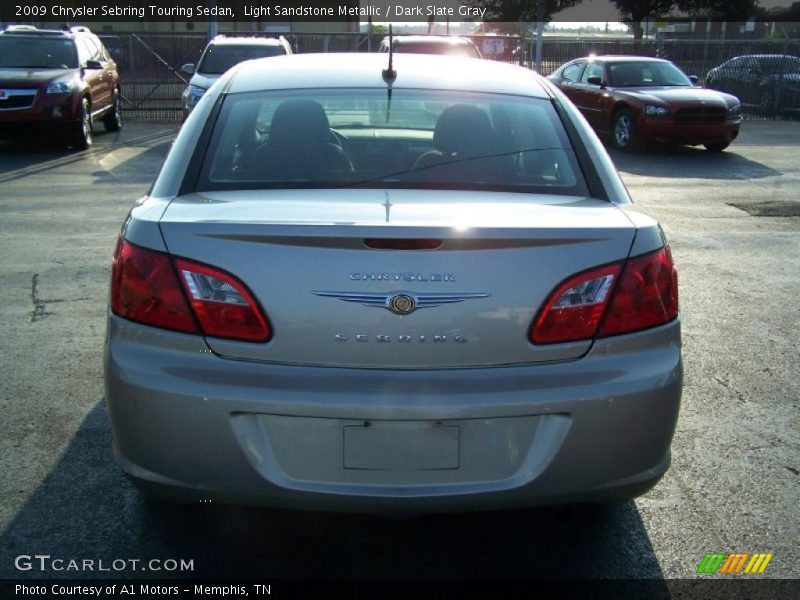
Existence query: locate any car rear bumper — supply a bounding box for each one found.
[639,117,741,145]
[104,314,682,514]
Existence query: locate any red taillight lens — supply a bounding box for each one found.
[364,238,443,250]
[173,258,271,342]
[110,239,271,342]
[110,239,198,334]
[598,247,678,337]
[531,263,622,344]
[530,247,679,345]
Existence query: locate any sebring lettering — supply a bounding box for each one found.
[348,273,455,282]
[334,333,467,343]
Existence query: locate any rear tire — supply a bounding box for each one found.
[704,142,730,153]
[68,99,93,150]
[611,109,641,152]
[103,91,122,132]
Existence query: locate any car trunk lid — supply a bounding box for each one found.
[158,189,636,368]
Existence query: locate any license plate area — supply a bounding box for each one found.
[343,421,460,471]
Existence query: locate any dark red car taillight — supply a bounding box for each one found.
[530,247,678,345]
[111,239,271,342]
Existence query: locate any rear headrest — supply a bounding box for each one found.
[433,104,495,156]
[269,99,330,145]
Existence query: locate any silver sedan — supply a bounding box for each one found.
[104,53,681,513]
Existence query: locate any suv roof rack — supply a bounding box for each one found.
[2,25,68,36]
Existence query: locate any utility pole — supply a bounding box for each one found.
[208,0,217,40]
[518,0,529,66]
[534,0,544,73]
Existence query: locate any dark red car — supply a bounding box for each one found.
[548,56,742,152]
[0,25,121,150]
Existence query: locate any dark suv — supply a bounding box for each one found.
[0,25,121,150]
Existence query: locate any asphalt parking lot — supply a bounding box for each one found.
[0,120,798,581]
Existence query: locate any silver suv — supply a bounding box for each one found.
[180,35,291,118]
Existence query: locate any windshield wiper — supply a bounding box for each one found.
[339,147,568,189]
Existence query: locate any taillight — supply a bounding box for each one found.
[598,247,678,338]
[531,263,622,344]
[174,257,271,342]
[530,247,678,344]
[110,239,271,342]
[110,239,198,334]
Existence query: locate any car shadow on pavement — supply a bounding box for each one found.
[0,402,669,583]
[608,145,781,180]
[0,125,177,182]
[0,141,81,178]
[90,142,174,185]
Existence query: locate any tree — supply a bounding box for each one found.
[370,24,388,35]
[612,0,758,39]
[611,0,676,39]
[674,0,757,19]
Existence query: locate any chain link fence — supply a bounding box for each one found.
[100,31,800,120]
[98,32,207,119]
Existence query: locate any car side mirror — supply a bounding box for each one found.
[181,63,196,75]
[689,75,700,85]
[84,60,103,70]
[586,76,604,87]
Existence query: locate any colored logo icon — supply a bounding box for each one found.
[697,552,774,574]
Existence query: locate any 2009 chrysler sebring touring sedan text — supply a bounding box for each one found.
[104,53,682,513]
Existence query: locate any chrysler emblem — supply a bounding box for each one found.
[388,293,416,314]
[312,290,490,314]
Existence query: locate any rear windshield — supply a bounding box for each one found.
[0,37,78,69]
[197,88,588,196]
[198,44,287,75]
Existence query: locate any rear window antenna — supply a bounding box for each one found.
[382,25,396,123]
[382,24,397,82]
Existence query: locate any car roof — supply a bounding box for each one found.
[228,53,548,97]
[733,54,798,59]
[209,36,286,47]
[0,25,96,39]
[585,55,671,63]
[1,29,71,39]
